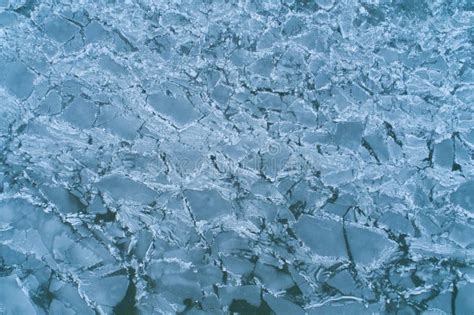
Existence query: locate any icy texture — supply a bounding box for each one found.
[0,0,473,314]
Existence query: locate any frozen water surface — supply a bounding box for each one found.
[0,0,473,314]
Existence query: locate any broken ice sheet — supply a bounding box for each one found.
[184,189,232,221]
[0,1,473,314]
[147,90,200,127]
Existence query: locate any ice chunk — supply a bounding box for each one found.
[0,100,18,137]
[451,180,474,212]
[49,299,76,314]
[1,61,35,99]
[282,16,304,36]
[212,232,251,256]
[212,84,232,105]
[464,129,474,145]
[256,92,286,110]
[449,222,474,248]
[96,105,141,138]
[254,263,294,292]
[61,97,98,129]
[40,185,85,214]
[197,265,223,288]
[293,215,347,258]
[99,112,141,140]
[80,275,129,307]
[456,283,474,314]
[0,275,36,314]
[159,273,201,303]
[36,90,62,115]
[426,290,451,314]
[434,138,453,168]
[201,294,220,312]
[0,11,18,27]
[334,122,364,150]
[379,211,415,236]
[133,230,152,260]
[87,195,108,214]
[222,255,254,275]
[50,280,95,315]
[84,21,108,43]
[364,133,390,161]
[44,15,79,43]
[148,92,199,127]
[0,199,21,228]
[326,270,360,296]
[96,175,158,204]
[263,293,305,315]
[250,56,273,76]
[345,225,397,266]
[184,189,232,221]
[314,72,331,90]
[99,55,128,75]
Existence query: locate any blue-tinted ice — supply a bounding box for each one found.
[0,1,473,314]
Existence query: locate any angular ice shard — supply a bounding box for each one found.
[43,15,79,43]
[434,138,454,168]
[293,215,347,258]
[184,189,232,221]
[84,21,108,43]
[294,214,396,267]
[49,280,95,315]
[1,61,35,99]
[148,92,199,127]
[80,275,129,307]
[61,97,98,129]
[40,185,85,214]
[96,175,158,204]
[456,283,474,314]
[36,90,62,115]
[451,180,474,212]
[334,122,364,150]
[364,133,390,161]
[344,225,397,267]
[0,276,37,314]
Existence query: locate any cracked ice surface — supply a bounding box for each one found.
[0,0,473,314]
